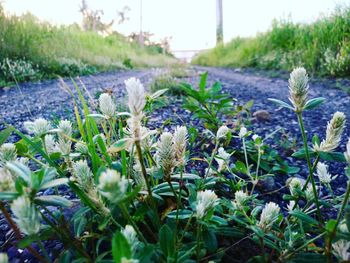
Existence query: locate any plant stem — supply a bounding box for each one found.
[251,145,261,194]
[296,113,322,221]
[325,176,350,262]
[135,141,160,226]
[0,202,47,263]
[196,223,202,261]
[37,240,51,263]
[119,204,147,243]
[204,140,219,178]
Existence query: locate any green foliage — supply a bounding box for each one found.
[150,72,182,95]
[192,6,350,77]
[1,71,350,262]
[0,7,175,86]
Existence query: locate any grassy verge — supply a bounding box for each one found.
[192,6,350,78]
[0,7,176,87]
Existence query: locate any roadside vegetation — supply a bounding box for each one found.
[0,6,175,87]
[193,6,350,78]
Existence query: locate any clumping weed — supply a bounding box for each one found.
[0,58,40,84]
[0,68,350,262]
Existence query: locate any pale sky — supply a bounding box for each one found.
[3,0,348,50]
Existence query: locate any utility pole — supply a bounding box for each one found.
[216,0,223,45]
[139,0,144,47]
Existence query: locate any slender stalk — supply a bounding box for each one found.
[251,145,261,194]
[296,113,322,221]
[325,177,350,262]
[119,204,147,243]
[196,224,202,261]
[0,202,47,263]
[204,140,219,178]
[37,240,51,263]
[135,141,160,226]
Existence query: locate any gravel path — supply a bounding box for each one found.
[1,66,349,261]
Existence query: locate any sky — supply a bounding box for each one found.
[2,0,348,51]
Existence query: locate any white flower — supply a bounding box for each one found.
[345,138,350,164]
[215,147,231,172]
[316,162,333,184]
[24,118,51,137]
[233,190,248,209]
[286,201,296,212]
[0,143,17,165]
[314,112,346,153]
[0,253,8,263]
[57,139,72,156]
[11,196,41,235]
[239,127,248,139]
[339,221,349,233]
[216,125,230,140]
[99,93,116,118]
[287,177,304,197]
[44,135,59,154]
[72,160,93,186]
[0,168,14,192]
[332,240,350,261]
[125,77,146,115]
[288,67,309,112]
[173,126,188,167]
[122,225,139,252]
[127,114,143,141]
[196,190,219,219]
[258,202,280,229]
[98,169,128,202]
[58,120,73,137]
[156,132,176,179]
[252,134,259,142]
[305,184,316,201]
[75,141,89,154]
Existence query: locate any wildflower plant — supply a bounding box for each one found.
[0,70,350,263]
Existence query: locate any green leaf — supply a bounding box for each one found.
[268,98,294,110]
[6,161,31,183]
[0,192,20,200]
[171,173,201,180]
[287,253,326,263]
[199,72,208,94]
[40,178,69,189]
[0,126,14,145]
[167,209,192,219]
[109,138,132,153]
[292,148,316,159]
[159,224,175,258]
[150,88,168,99]
[34,195,73,207]
[234,160,247,174]
[303,97,325,111]
[112,232,132,263]
[17,228,53,248]
[289,210,319,226]
[319,151,346,162]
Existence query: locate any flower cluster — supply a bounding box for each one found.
[258,202,280,230]
[99,93,116,119]
[24,118,52,137]
[196,190,219,219]
[316,162,335,184]
[98,169,129,202]
[288,67,309,112]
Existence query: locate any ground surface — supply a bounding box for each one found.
[1,67,349,262]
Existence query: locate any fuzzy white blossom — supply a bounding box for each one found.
[0,143,17,165]
[24,118,51,137]
[99,93,116,118]
[316,162,334,184]
[216,125,230,140]
[75,141,89,154]
[232,190,248,210]
[98,169,128,202]
[173,126,188,167]
[314,112,346,153]
[305,184,316,201]
[44,135,59,154]
[252,134,260,142]
[286,201,296,212]
[287,177,304,197]
[58,120,72,137]
[258,202,280,229]
[11,196,41,235]
[196,190,219,219]
[122,225,139,253]
[215,147,231,172]
[339,221,349,233]
[239,127,248,139]
[72,160,93,186]
[0,253,8,263]
[345,138,350,164]
[332,240,350,261]
[0,168,14,192]
[156,132,176,179]
[125,77,146,115]
[288,67,309,112]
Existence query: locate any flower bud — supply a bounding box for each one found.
[173,126,188,167]
[316,162,333,184]
[216,125,229,140]
[288,67,309,112]
[195,190,219,219]
[238,126,247,139]
[99,93,116,119]
[156,132,176,179]
[24,118,51,137]
[125,77,146,115]
[0,143,17,165]
[258,202,280,230]
[98,169,128,202]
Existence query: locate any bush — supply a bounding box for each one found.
[1,69,350,262]
[193,6,350,77]
[0,58,39,82]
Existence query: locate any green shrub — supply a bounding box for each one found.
[193,6,350,77]
[0,58,39,82]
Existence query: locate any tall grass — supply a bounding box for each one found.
[192,6,350,77]
[0,7,175,85]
